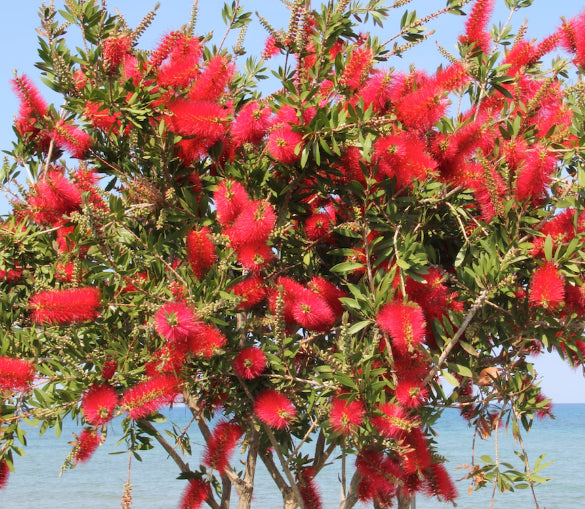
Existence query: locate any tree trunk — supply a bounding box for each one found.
[397,493,415,509]
[283,487,298,509]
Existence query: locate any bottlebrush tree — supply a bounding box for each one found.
[1,0,585,508]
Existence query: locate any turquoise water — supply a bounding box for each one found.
[0,404,583,508]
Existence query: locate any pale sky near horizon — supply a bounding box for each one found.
[1,0,585,404]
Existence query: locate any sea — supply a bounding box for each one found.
[0,404,583,509]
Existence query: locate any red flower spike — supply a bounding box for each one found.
[267,276,305,324]
[155,34,203,89]
[515,146,558,203]
[0,356,35,393]
[166,99,229,143]
[189,55,234,102]
[423,462,458,502]
[254,389,296,429]
[529,262,565,310]
[11,74,48,137]
[458,0,495,54]
[340,45,373,90]
[228,275,267,310]
[73,428,101,464]
[0,460,9,490]
[329,396,365,435]
[267,125,303,164]
[235,241,275,271]
[121,374,180,420]
[154,302,202,344]
[189,323,227,358]
[233,346,267,379]
[186,227,217,280]
[371,402,414,440]
[102,35,133,71]
[51,120,92,159]
[296,467,323,509]
[377,300,426,353]
[81,384,118,426]
[355,450,399,503]
[291,289,336,332]
[395,378,428,409]
[202,421,243,473]
[231,100,272,147]
[225,200,276,247]
[307,276,347,319]
[213,180,250,226]
[30,287,101,325]
[304,212,333,241]
[27,170,82,226]
[179,478,210,509]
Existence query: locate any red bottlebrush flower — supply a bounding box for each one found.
[189,323,227,358]
[179,479,210,509]
[229,275,267,310]
[371,402,415,439]
[534,391,553,419]
[0,460,9,490]
[102,35,133,71]
[11,74,48,137]
[189,55,234,102]
[73,428,101,464]
[423,462,458,502]
[27,170,82,226]
[186,227,217,280]
[340,45,373,90]
[515,146,558,203]
[254,389,296,429]
[355,450,400,503]
[458,0,495,54]
[235,241,275,271]
[395,378,428,409]
[51,120,92,159]
[145,343,189,377]
[267,125,303,164]
[373,133,436,187]
[529,262,565,310]
[231,101,272,147]
[329,396,365,435]
[307,276,346,319]
[291,290,336,332]
[81,384,118,426]
[565,282,585,315]
[560,11,585,69]
[121,374,180,420]
[233,346,267,379]
[214,179,250,226]
[377,300,426,353]
[84,101,121,132]
[0,356,35,393]
[359,71,393,114]
[296,467,323,509]
[154,302,201,344]
[531,208,577,257]
[268,276,305,324]
[155,33,202,89]
[401,427,433,474]
[262,35,280,59]
[30,287,101,325]
[225,200,276,247]
[101,360,117,380]
[304,212,333,241]
[0,267,22,283]
[167,99,229,142]
[202,421,243,473]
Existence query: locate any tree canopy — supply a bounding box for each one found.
[1,1,585,508]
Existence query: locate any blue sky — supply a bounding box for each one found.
[1,0,585,403]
